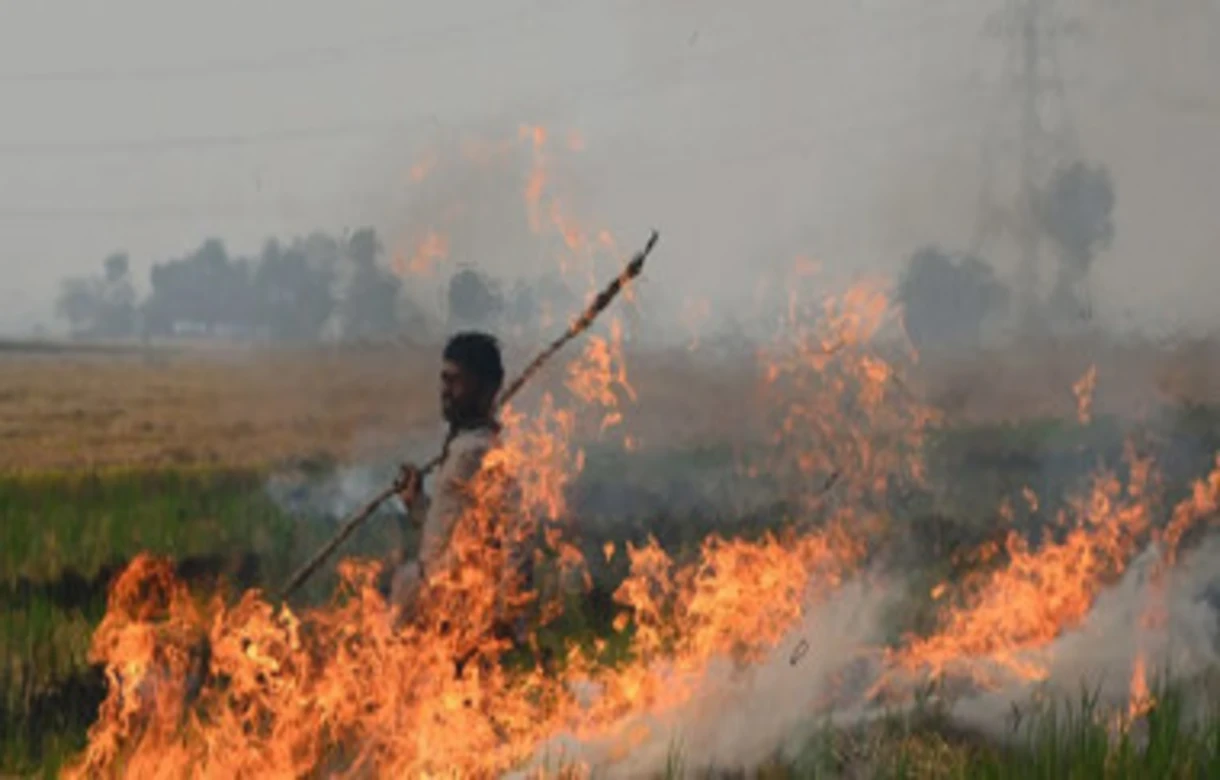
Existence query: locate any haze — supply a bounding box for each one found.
[0,0,1216,337]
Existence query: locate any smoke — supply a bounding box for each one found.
[502,533,1220,777]
[506,575,896,778]
[947,535,1220,742]
[263,424,445,521]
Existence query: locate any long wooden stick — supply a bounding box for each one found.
[278,230,659,601]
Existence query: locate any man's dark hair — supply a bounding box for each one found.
[444,331,505,395]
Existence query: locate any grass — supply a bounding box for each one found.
[4,412,1220,774]
[647,678,1220,778]
[0,466,414,775]
[0,345,758,473]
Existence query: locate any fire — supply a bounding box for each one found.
[393,230,450,278]
[877,443,1220,702]
[880,450,1156,691]
[680,296,711,352]
[64,128,1220,774]
[70,278,933,777]
[1074,363,1098,425]
[564,319,635,436]
[1128,651,1153,720]
[758,272,935,525]
[409,153,437,184]
[1160,454,1220,563]
[521,124,550,237]
[67,333,611,777]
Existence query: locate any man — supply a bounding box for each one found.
[389,332,528,637]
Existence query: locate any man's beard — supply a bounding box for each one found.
[443,401,482,429]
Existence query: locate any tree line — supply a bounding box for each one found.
[897,159,1116,353]
[55,226,578,344]
[55,157,1114,351]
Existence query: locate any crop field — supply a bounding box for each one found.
[3,327,1220,777]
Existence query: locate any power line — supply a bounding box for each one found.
[0,118,437,156]
[0,3,591,84]
[0,202,372,221]
[0,20,838,158]
[0,114,970,223]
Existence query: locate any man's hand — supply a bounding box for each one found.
[394,463,422,509]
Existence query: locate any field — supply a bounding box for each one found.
[3,333,1220,777]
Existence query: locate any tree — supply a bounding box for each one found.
[1038,161,1115,324]
[104,253,128,285]
[505,279,539,336]
[55,277,101,337]
[54,252,137,338]
[339,227,402,340]
[252,238,336,341]
[898,247,1010,353]
[447,267,504,329]
[144,239,253,336]
[96,252,137,337]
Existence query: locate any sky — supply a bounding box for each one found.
[0,0,1217,337]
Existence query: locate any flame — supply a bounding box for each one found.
[67,331,624,777]
[1022,486,1039,513]
[65,124,1220,772]
[681,296,711,352]
[1128,651,1153,720]
[877,442,1220,701]
[1160,454,1220,563]
[521,124,550,237]
[564,319,635,436]
[409,153,437,184]
[392,230,450,278]
[386,122,628,345]
[70,277,938,777]
[878,448,1157,692]
[1074,364,1098,425]
[758,273,935,525]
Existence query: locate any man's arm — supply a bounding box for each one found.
[396,488,431,535]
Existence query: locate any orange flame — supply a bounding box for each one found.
[65,129,1220,772]
[681,296,711,352]
[1074,364,1098,425]
[392,229,449,278]
[879,448,1157,692]
[1128,651,1153,720]
[70,278,940,777]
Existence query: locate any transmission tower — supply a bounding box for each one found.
[971,0,1083,331]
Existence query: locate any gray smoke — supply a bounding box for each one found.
[263,424,445,521]
[946,535,1220,742]
[506,575,896,778]
[504,533,1220,777]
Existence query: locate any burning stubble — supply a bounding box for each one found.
[61,281,1220,778]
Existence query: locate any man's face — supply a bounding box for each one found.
[440,360,486,425]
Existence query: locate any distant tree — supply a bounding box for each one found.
[898,247,1010,353]
[534,274,578,325]
[96,253,137,337]
[505,279,538,336]
[1038,161,1115,324]
[55,277,101,337]
[103,253,128,285]
[346,227,381,271]
[144,239,253,337]
[252,238,336,341]
[339,227,402,340]
[447,267,504,329]
[54,252,137,338]
[501,274,582,336]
